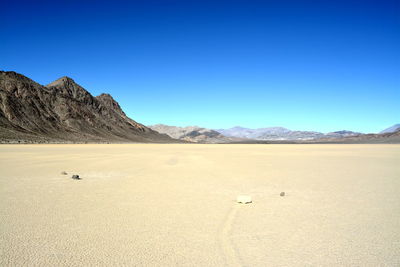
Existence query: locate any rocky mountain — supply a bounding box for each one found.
[149,124,239,143]
[0,71,176,143]
[380,124,400,134]
[216,126,361,141]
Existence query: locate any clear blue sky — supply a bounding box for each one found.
[2,0,399,133]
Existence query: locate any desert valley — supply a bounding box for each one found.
[1,71,400,266]
[2,0,399,265]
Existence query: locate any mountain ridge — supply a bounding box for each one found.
[216,127,362,141]
[0,71,176,143]
[149,124,240,143]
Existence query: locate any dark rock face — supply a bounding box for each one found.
[0,72,62,136]
[0,71,175,143]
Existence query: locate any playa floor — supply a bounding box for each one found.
[1,144,399,266]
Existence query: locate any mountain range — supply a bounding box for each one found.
[317,129,400,144]
[216,126,362,141]
[149,124,400,144]
[0,71,175,143]
[149,124,242,143]
[0,71,398,144]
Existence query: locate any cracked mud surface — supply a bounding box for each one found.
[1,144,399,266]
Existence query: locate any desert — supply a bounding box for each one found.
[2,1,399,266]
[1,144,399,266]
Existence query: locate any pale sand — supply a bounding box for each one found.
[0,144,399,266]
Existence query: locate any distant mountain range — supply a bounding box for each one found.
[318,128,400,144]
[0,71,176,143]
[150,124,400,144]
[216,126,362,141]
[149,124,240,143]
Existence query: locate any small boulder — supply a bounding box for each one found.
[71,174,81,180]
[237,195,252,204]
[280,192,285,197]
[61,171,68,175]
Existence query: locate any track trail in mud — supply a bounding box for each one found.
[219,204,243,267]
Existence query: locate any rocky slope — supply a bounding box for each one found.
[380,124,400,134]
[149,124,239,143]
[0,71,175,143]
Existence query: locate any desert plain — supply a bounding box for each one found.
[0,144,399,266]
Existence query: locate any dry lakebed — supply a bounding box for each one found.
[1,144,399,266]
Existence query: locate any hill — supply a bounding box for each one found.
[149,124,239,143]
